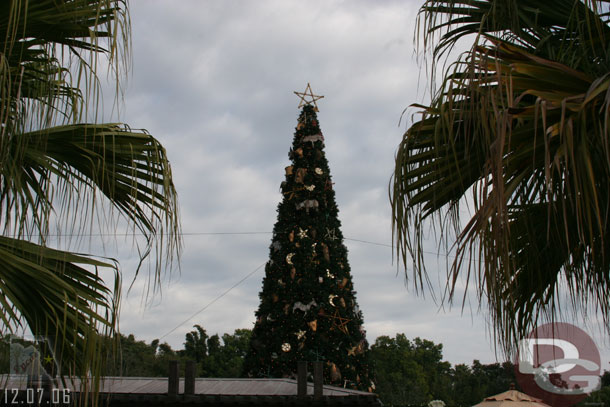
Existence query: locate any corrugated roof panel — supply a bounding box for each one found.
[0,375,373,397]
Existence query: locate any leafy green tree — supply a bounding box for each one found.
[204,329,252,377]
[371,335,430,406]
[106,334,156,377]
[450,364,478,407]
[370,333,517,407]
[391,0,610,353]
[580,371,610,407]
[370,334,455,406]
[0,0,180,378]
[184,325,208,364]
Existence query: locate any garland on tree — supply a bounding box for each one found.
[243,86,374,392]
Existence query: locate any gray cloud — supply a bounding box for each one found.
[84,0,610,368]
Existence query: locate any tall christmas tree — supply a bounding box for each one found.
[244,84,373,391]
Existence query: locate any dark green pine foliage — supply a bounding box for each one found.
[244,104,373,391]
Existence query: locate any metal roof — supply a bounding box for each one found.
[1,375,373,397]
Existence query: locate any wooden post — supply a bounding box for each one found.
[313,361,323,399]
[168,360,179,396]
[185,360,195,395]
[297,361,307,397]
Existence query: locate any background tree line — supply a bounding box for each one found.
[85,328,610,407]
[2,329,608,407]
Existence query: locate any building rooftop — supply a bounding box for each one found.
[1,375,381,406]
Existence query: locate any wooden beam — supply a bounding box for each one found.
[313,361,323,399]
[185,360,195,395]
[297,361,307,397]
[168,360,179,396]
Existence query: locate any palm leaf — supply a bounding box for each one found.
[0,235,119,376]
[393,0,610,354]
[0,0,181,393]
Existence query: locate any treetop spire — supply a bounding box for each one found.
[294,83,324,111]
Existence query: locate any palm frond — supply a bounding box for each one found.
[0,0,180,389]
[0,235,119,375]
[393,0,610,354]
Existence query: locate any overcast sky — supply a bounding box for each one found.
[84,0,610,368]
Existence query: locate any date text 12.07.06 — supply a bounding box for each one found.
[1,389,71,406]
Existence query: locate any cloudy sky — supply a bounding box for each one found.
[83,0,610,368]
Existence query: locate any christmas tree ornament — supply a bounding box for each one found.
[289,230,294,242]
[326,309,351,334]
[315,167,324,175]
[330,363,341,382]
[304,184,315,191]
[293,82,324,111]
[293,300,316,312]
[308,320,318,331]
[278,279,285,286]
[325,228,338,241]
[338,277,349,289]
[356,341,365,354]
[348,346,357,356]
[285,166,293,175]
[295,168,307,183]
[295,147,304,158]
[283,304,290,314]
[295,330,306,340]
[302,133,324,146]
[321,243,330,262]
[272,294,279,303]
[290,267,296,279]
[340,297,346,308]
[311,242,317,254]
[286,253,295,265]
[318,277,324,283]
[326,269,335,278]
[297,228,308,239]
[295,199,319,213]
[297,122,305,130]
[328,294,338,306]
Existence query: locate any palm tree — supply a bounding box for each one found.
[391,0,610,353]
[0,0,180,380]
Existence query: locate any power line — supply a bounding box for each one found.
[157,261,266,341]
[344,237,393,248]
[153,234,459,341]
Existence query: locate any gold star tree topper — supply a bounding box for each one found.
[294,83,324,111]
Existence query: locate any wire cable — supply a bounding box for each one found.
[158,261,267,341]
